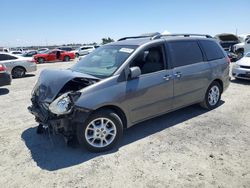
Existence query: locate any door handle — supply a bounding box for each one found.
[163,75,172,81]
[174,72,182,78]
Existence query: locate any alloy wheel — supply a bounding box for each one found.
[85,118,117,148]
[208,85,220,106]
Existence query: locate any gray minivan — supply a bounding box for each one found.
[28,34,230,152]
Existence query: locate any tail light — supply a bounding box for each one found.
[0,64,7,73]
[28,59,37,63]
[226,57,231,65]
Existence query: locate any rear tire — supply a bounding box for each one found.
[75,53,79,58]
[200,81,222,110]
[77,110,123,152]
[12,67,26,78]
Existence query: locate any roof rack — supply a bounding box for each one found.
[118,32,161,41]
[118,33,213,42]
[151,34,213,40]
[118,36,150,41]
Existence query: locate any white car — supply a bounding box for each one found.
[10,51,23,55]
[37,48,49,54]
[233,38,250,56]
[238,34,250,42]
[75,45,99,57]
[232,52,250,80]
[0,52,37,78]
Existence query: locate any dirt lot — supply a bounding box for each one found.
[0,61,249,188]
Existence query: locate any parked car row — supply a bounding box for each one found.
[0,44,98,85]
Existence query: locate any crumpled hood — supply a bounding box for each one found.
[215,34,239,42]
[35,69,99,103]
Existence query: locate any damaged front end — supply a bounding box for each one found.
[28,69,99,140]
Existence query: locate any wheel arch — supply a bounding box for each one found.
[211,79,223,92]
[37,56,46,62]
[64,55,70,61]
[11,65,27,73]
[93,105,128,129]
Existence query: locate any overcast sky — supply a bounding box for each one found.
[1,0,249,47]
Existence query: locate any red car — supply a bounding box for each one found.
[33,49,75,64]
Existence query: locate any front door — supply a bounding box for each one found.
[125,45,174,123]
[47,51,57,61]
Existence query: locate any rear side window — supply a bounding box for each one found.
[81,47,93,50]
[168,41,203,67]
[0,54,18,61]
[200,40,225,61]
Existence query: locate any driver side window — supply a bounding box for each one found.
[130,45,165,74]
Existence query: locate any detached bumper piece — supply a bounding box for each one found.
[28,105,49,122]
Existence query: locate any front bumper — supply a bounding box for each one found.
[28,99,90,136]
[232,67,250,80]
[0,72,11,87]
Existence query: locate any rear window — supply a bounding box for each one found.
[81,47,93,50]
[168,41,203,67]
[200,40,225,61]
[59,47,72,51]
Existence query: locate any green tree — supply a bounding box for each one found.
[102,37,114,44]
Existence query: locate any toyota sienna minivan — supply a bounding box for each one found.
[28,34,230,152]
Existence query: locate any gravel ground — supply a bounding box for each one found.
[0,60,249,188]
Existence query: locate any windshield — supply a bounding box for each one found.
[39,50,50,54]
[71,45,137,78]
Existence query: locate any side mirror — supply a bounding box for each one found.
[129,66,141,79]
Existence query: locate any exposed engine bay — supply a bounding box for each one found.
[28,69,100,141]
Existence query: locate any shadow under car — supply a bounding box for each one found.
[21,102,224,171]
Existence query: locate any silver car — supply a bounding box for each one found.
[232,52,250,80]
[0,52,37,78]
[28,34,230,152]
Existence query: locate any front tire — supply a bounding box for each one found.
[77,110,123,152]
[64,56,70,61]
[200,81,222,110]
[37,57,45,64]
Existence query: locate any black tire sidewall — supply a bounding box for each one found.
[12,67,25,78]
[77,110,123,152]
[64,56,70,61]
[205,82,222,110]
[38,58,45,64]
